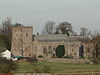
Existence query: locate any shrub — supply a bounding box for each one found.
[63,56,72,58]
[0,57,17,73]
[38,55,43,58]
[56,45,65,58]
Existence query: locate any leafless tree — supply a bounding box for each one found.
[83,31,100,63]
[80,27,88,36]
[42,21,56,35]
[1,17,12,34]
[55,26,61,34]
[91,31,100,62]
[0,17,12,50]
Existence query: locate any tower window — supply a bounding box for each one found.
[26,33,28,36]
[35,46,37,51]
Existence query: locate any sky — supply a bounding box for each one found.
[0,0,100,34]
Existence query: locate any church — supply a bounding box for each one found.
[11,24,92,58]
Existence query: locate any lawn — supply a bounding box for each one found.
[15,61,100,73]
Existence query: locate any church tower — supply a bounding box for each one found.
[11,24,33,57]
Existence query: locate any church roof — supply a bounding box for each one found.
[33,34,84,42]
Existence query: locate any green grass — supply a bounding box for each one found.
[15,61,100,73]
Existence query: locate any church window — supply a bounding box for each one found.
[66,44,68,47]
[48,46,52,54]
[26,33,28,36]
[16,34,18,36]
[43,47,47,54]
[72,49,74,52]
[35,46,37,51]
[71,44,74,47]
[29,53,31,56]
[74,53,77,56]
[48,46,52,50]
[53,47,56,51]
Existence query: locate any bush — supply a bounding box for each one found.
[56,45,65,58]
[0,57,17,73]
[63,56,72,58]
[63,56,74,58]
[38,55,43,58]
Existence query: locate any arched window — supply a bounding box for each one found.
[48,46,52,54]
[48,46,52,50]
[35,46,37,51]
[43,47,47,54]
[26,33,28,36]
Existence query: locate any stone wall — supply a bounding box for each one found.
[33,41,81,58]
[38,58,90,63]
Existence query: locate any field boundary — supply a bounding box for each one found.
[13,71,100,75]
[38,58,91,63]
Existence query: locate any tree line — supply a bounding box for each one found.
[0,18,100,51]
[42,21,100,38]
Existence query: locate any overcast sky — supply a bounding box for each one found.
[0,0,100,34]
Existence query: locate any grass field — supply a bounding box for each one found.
[15,61,100,73]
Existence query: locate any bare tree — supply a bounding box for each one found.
[90,31,100,60]
[55,26,61,34]
[0,17,12,50]
[83,30,100,63]
[91,35,100,63]
[80,27,88,36]
[87,30,100,40]
[80,30,100,61]
[71,31,77,36]
[42,21,56,35]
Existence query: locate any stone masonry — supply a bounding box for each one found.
[11,25,33,57]
[11,25,92,58]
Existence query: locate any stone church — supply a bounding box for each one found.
[11,25,92,58]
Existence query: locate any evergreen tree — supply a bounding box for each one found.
[56,45,65,58]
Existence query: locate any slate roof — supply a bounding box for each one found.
[33,34,85,42]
